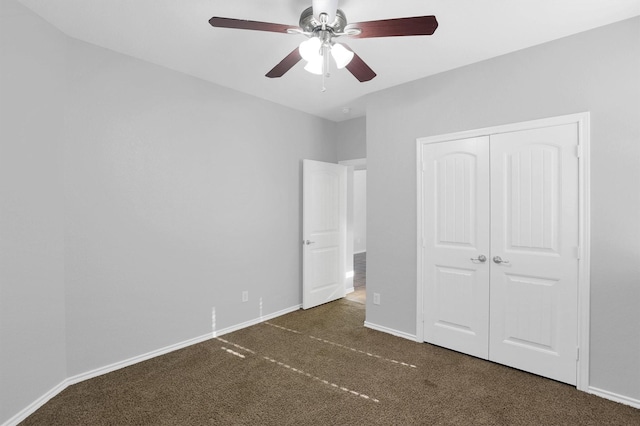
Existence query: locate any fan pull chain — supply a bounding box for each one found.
[321,43,330,92]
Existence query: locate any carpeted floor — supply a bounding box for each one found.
[22,299,640,425]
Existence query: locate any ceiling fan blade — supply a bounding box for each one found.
[266,48,303,78]
[209,17,298,34]
[342,45,376,82]
[345,15,438,38]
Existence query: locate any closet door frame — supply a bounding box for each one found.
[416,112,591,392]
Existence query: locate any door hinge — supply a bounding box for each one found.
[576,347,580,361]
[575,246,581,260]
[575,145,583,158]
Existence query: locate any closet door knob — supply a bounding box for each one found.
[493,256,510,264]
[470,255,487,262]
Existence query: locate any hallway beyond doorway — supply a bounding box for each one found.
[346,252,366,304]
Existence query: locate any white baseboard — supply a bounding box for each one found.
[68,304,299,387]
[364,321,417,342]
[588,386,640,409]
[2,379,68,426]
[67,333,214,387]
[214,304,301,337]
[1,304,301,426]
[345,287,355,294]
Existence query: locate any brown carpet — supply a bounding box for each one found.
[22,300,639,425]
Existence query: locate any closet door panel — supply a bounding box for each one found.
[489,124,579,385]
[421,137,490,359]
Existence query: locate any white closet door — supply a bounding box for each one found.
[421,137,491,359]
[489,124,579,385]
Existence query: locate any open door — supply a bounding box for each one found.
[302,159,347,309]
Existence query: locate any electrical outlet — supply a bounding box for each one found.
[373,293,381,305]
[242,291,249,302]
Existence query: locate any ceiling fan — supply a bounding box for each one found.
[208,0,438,85]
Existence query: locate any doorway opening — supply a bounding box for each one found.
[346,251,367,303]
[340,159,367,305]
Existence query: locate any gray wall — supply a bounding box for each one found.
[365,17,640,401]
[63,38,336,377]
[353,170,367,254]
[0,0,336,422]
[0,1,67,421]
[336,116,366,161]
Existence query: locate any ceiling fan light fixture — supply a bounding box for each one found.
[330,43,354,69]
[304,57,324,75]
[210,6,439,84]
[299,37,322,62]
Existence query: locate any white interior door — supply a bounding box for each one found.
[302,159,347,310]
[489,124,579,385]
[421,136,491,359]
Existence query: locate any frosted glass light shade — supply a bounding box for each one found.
[331,43,354,69]
[304,57,323,75]
[299,37,322,62]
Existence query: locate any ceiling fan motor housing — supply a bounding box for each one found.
[299,7,348,34]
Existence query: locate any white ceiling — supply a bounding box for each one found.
[18,0,640,121]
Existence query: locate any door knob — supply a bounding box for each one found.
[303,240,315,245]
[493,256,510,264]
[470,255,487,262]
